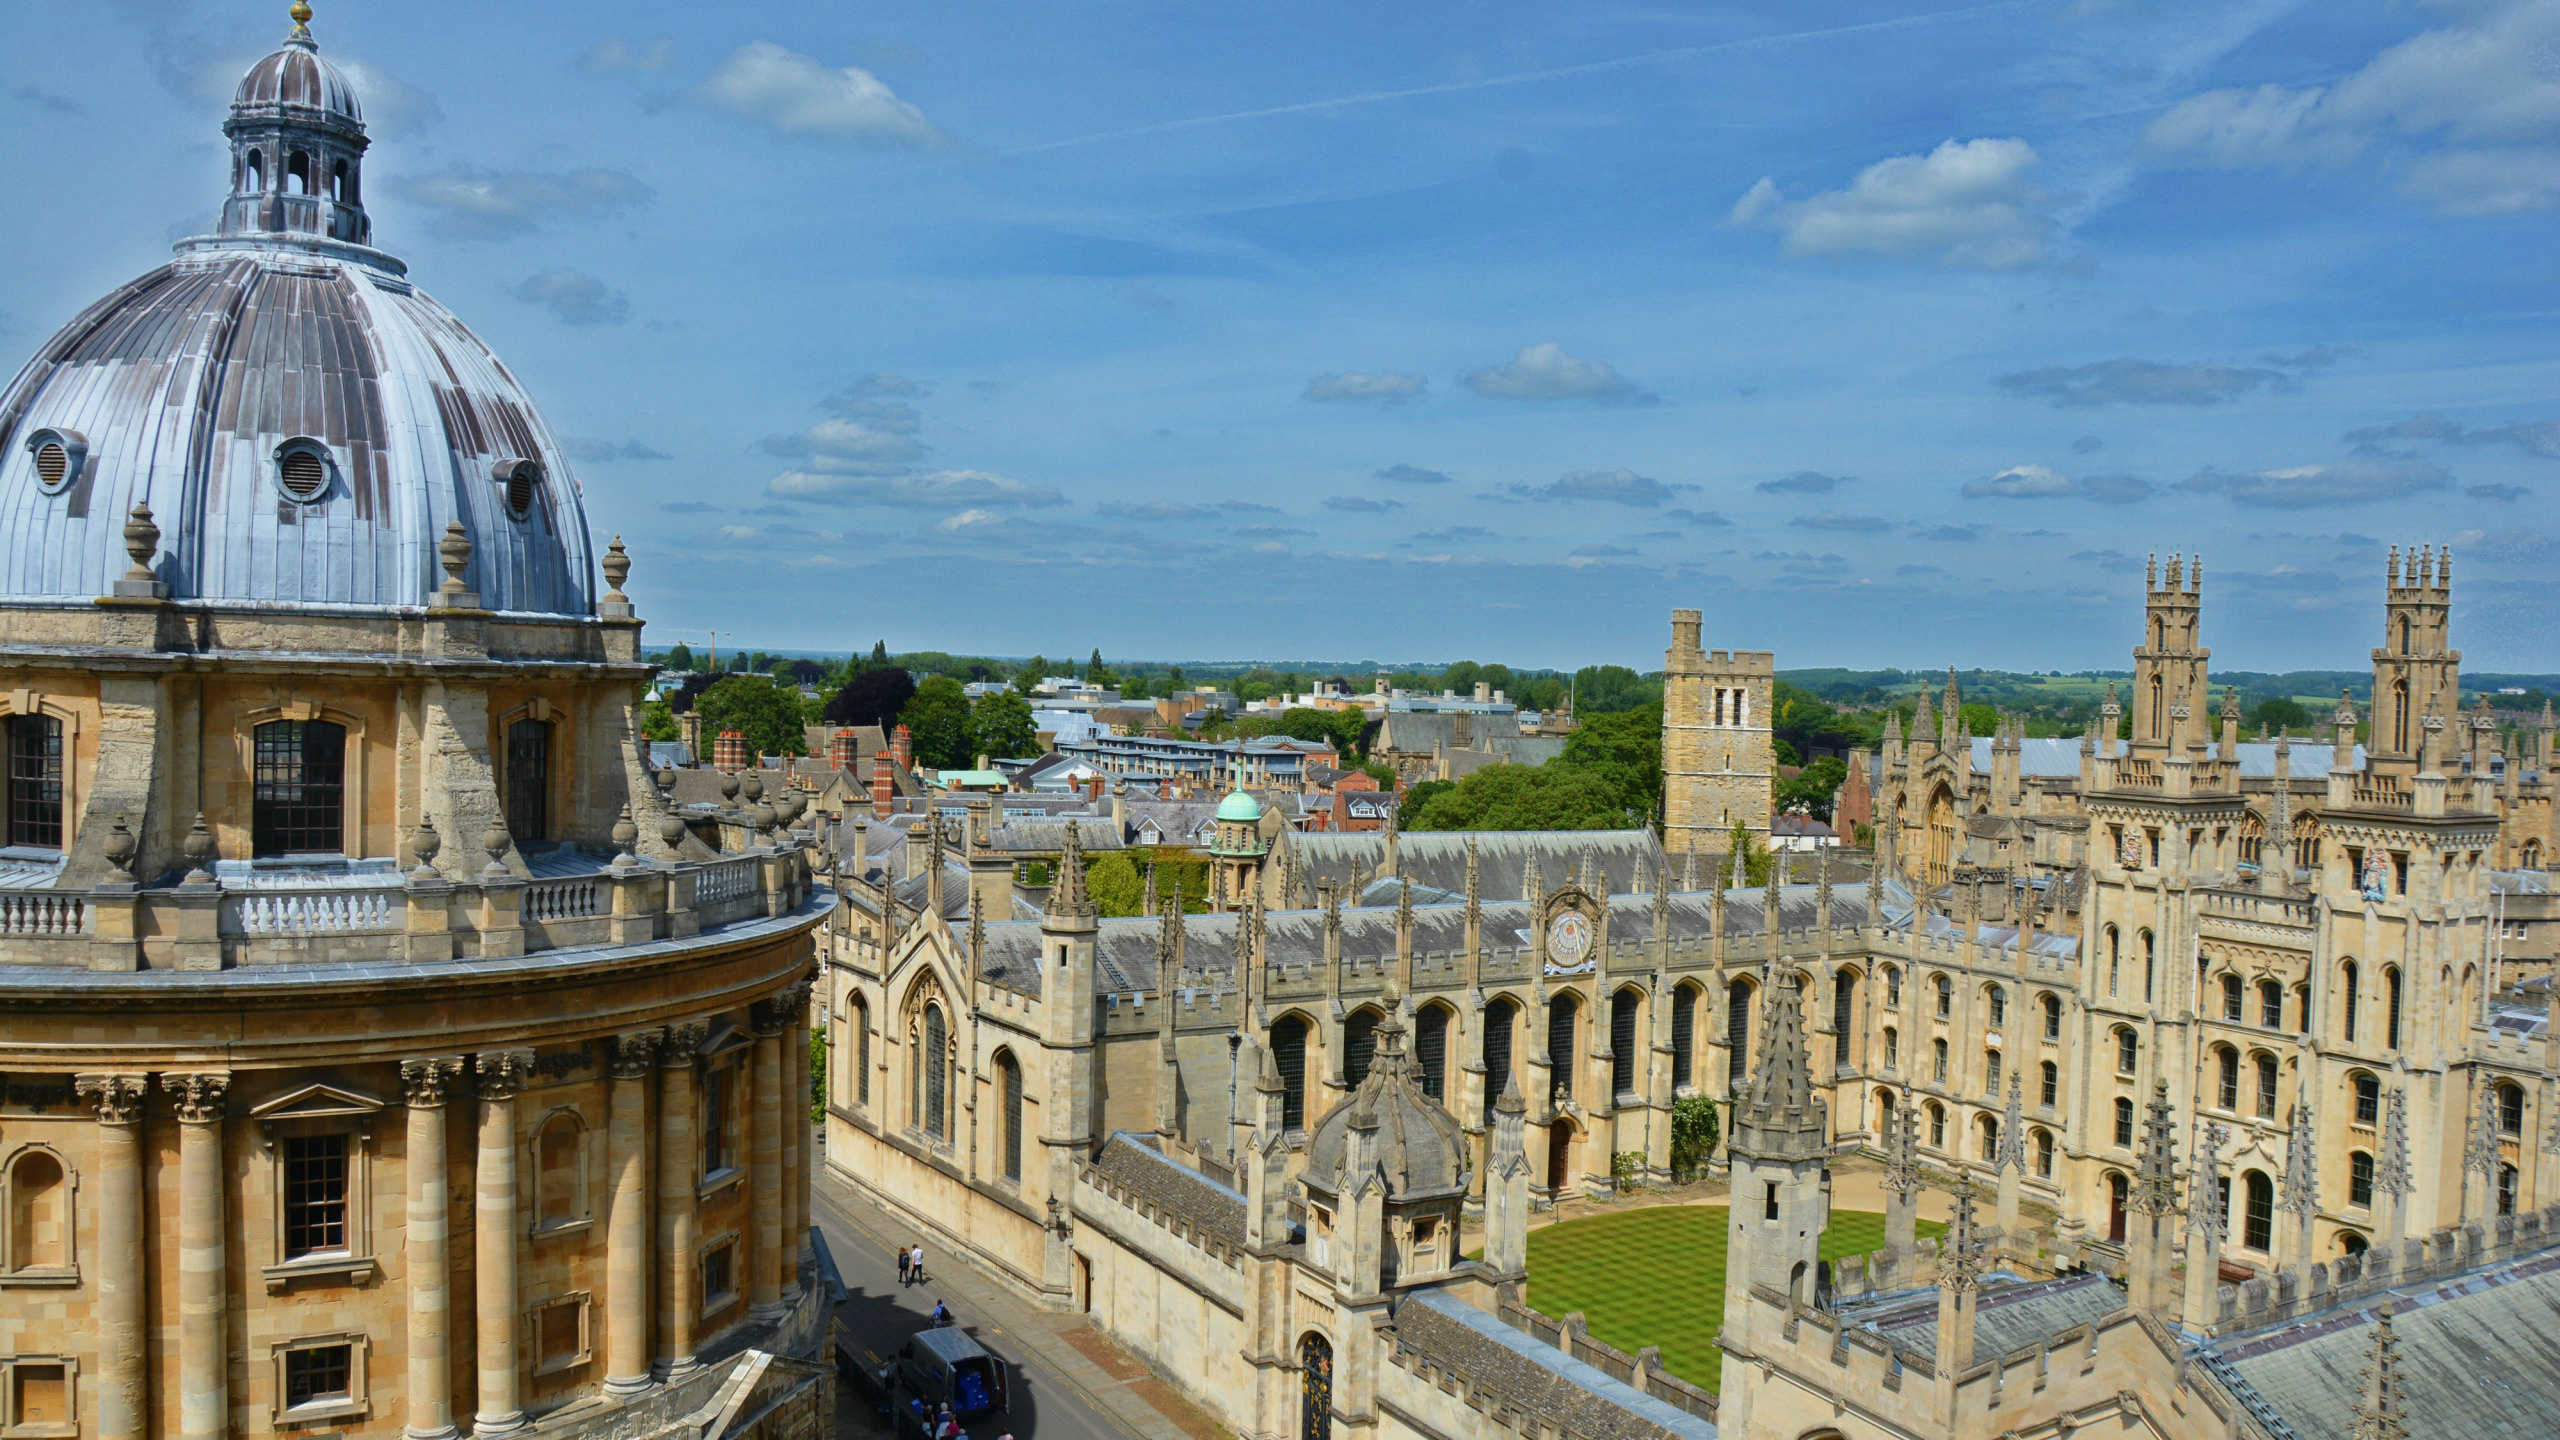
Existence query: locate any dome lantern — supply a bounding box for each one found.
[220,3,371,246]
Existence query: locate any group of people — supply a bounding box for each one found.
[909,1400,1004,1440]
[897,1242,930,1285]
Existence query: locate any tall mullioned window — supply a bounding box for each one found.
[252,718,346,856]
[6,714,62,850]
[282,1134,349,1257]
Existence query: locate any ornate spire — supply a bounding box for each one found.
[1882,1082,1924,1206]
[2131,1079,2179,1216]
[2462,1078,2501,1184]
[1044,819,1096,922]
[1942,1169,1987,1291]
[2346,1304,2411,1440]
[1464,834,1480,919]
[2188,1121,2229,1248]
[2378,1086,2412,1200]
[1731,967,1825,1160]
[2279,1089,2319,1219]
[1995,1067,2026,1175]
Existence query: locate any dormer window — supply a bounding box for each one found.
[273,438,333,502]
[23,428,85,494]
[493,458,542,520]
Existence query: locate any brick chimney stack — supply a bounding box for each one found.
[892,724,914,770]
[828,728,860,772]
[713,729,748,770]
[870,755,894,819]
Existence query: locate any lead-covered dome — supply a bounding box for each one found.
[0,6,595,618]
[1302,1012,1469,1199]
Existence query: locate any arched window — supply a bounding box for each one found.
[997,1051,1024,1181]
[2397,615,2411,655]
[1609,989,1640,1100]
[2243,1171,2274,1251]
[1883,1026,1899,1071]
[920,1004,949,1141]
[1343,1008,1382,1087]
[1726,980,1753,1087]
[851,994,872,1107]
[2341,961,2361,1042]
[2041,993,2063,1040]
[2391,679,2410,754]
[2105,925,2120,996]
[2114,1097,2135,1148]
[1271,1015,1310,1131]
[1832,968,1857,1068]
[1926,1102,1946,1149]
[2349,1152,2374,1208]
[1481,997,1517,1118]
[2499,1164,2519,1216]
[1979,1113,2000,1162]
[2221,974,2243,1021]
[1986,984,2006,1028]
[2260,981,2283,1029]
[1932,1038,1948,1083]
[252,718,347,856]
[1530,990,1579,1109]
[245,149,265,192]
[2500,1082,2526,1136]
[2142,929,2156,1003]
[286,149,310,194]
[2034,1128,2054,1177]
[1670,985,1697,1089]
[2384,968,2403,1050]
[506,718,552,844]
[1984,1048,2002,1096]
[1299,1333,1333,1440]
[6,714,63,850]
[2353,1073,2380,1124]
[2149,675,2164,738]
[328,158,348,202]
[1934,974,1953,1018]
[2216,1046,2240,1110]
[6,1150,66,1272]
[1413,1005,1448,1101]
[2040,1059,2058,1108]
[2254,1054,2279,1118]
[534,1112,586,1230]
[2116,1028,2138,1074]
[1883,965,1902,1006]
[2108,1172,2128,1243]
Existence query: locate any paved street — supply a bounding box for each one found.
[811,1161,1212,1440]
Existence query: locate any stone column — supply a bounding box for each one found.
[603,1031,662,1397]
[655,1022,709,1378]
[472,1051,534,1438]
[163,1072,231,1440]
[401,1058,465,1440]
[779,1015,804,1302]
[76,1075,149,1440]
[748,997,789,1320]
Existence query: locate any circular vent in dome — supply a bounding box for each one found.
[492,458,542,519]
[273,439,331,501]
[24,428,84,494]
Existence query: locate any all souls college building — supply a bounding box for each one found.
[0,13,831,1440]
[827,556,2560,1438]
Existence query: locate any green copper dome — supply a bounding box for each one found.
[1215,787,1263,823]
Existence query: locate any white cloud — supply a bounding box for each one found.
[761,418,925,474]
[1459,343,1651,402]
[331,57,442,138]
[1962,464,2078,498]
[768,469,1064,508]
[1730,138,2059,270]
[513,269,629,326]
[1995,357,2301,407]
[2142,0,2560,215]
[584,37,680,74]
[396,166,651,239]
[1303,372,1427,404]
[1496,469,1695,507]
[2178,458,2453,509]
[692,41,948,149]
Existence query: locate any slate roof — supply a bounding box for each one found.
[1286,830,1668,904]
[2218,1250,2560,1440]
[1390,1288,1717,1440]
[1862,1272,2126,1366]
[1961,737,2373,782]
[1086,1132,1246,1248]
[1375,712,1564,768]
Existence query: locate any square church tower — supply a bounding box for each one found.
[1662,608,1774,854]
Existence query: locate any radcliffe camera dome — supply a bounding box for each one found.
[0,3,595,617]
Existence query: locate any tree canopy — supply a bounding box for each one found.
[1558,703,1662,822]
[1775,756,1849,821]
[661,642,694,672]
[1403,764,1644,831]
[695,675,807,758]
[823,668,916,729]
[898,675,972,771]
[965,691,1038,763]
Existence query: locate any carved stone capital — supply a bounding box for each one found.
[609,1030,664,1079]
[660,1021,710,1066]
[402,1056,467,1108]
[475,1048,537,1101]
[750,993,798,1036]
[161,1071,231,1124]
[75,1073,148,1126]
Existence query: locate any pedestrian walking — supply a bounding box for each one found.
[912,1241,928,1284]
[897,1245,912,1285]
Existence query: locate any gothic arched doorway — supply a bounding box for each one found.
[1299,1332,1333,1440]
[1547,1119,1575,1193]
[2107,1173,2128,1244]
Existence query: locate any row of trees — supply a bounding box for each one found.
[1398,704,1664,831]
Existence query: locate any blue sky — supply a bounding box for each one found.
[3,0,2555,672]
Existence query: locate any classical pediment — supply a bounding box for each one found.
[249,1082,382,1121]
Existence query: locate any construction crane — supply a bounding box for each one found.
[661,628,726,672]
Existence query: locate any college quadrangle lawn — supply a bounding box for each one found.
[1518,1205,1944,1393]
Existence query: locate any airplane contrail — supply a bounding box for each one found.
[1001,3,2026,157]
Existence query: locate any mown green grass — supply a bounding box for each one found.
[1519,1206,1943,1393]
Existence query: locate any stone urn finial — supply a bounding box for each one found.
[181,811,216,884]
[438,521,473,595]
[409,816,443,880]
[612,805,639,867]
[102,813,137,880]
[741,770,763,804]
[755,798,778,837]
[719,771,739,804]
[601,535,630,601]
[655,763,677,795]
[122,503,160,581]
[481,814,511,877]
[659,811,689,846]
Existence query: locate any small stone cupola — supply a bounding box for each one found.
[1299,1010,1469,1293]
[222,3,372,245]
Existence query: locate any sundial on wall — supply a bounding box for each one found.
[1544,908,1594,974]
